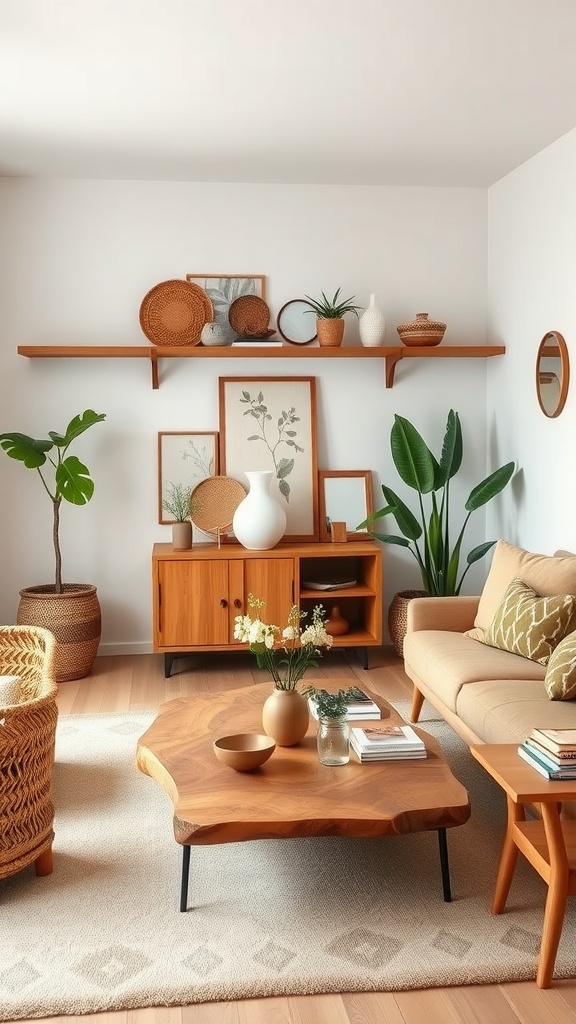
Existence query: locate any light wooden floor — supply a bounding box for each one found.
[25,646,576,1024]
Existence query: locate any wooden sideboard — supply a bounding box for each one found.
[152,540,382,676]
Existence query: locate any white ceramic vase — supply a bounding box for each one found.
[232,470,287,550]
[359,293,386,347]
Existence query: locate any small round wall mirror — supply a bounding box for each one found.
[536,330,570,418]
[276,299,317,345]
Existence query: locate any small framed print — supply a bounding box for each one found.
[219,376,318,542]
[186,275,266,340]
[157,432,219,524]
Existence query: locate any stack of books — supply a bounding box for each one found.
[349,724,427,762]
[308,688,381,722]
[517,727,576,780]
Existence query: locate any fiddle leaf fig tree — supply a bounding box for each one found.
[0,409,106,593]
[358,410,515,596]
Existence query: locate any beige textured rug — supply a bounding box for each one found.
[1,706,575,1019]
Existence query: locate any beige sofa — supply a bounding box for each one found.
[404,542,576,748]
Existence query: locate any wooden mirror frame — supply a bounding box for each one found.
[318,470,374,542]
[536,330,570,418]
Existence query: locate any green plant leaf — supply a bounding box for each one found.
[465,461,515,511]
[55,456,94,505]
[0,433,52,468]
[381,486,422,540]
[49,409,106,448]
[439,409,463,482]
[390,415,436,493]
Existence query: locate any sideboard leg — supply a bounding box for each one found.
[358,647,369,669]
[180,844,191,912]
[164,653,175,678]
[438,828,452,902]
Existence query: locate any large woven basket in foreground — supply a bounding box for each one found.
[0,625,58,880]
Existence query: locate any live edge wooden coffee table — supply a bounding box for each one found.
[136,682,470,912]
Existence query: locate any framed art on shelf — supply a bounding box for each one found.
[186,275,266,342]
[318,469,374,542]
[157,432,219,524]
[218,376,319,542]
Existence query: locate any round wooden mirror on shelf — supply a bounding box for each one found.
[536,330,570,418]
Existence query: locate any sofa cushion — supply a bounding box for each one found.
[473,540,576,635]
[483,577,576,665]
[545,631,576,700]
[456,677,576,744]
[403,629,545,714]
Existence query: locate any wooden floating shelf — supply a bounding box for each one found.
[17,343,506,390]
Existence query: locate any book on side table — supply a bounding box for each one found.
[518,736,576,780]
[350,724,427,762]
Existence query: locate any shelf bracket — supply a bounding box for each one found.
[385,351,403,388]
[150,350,159,390]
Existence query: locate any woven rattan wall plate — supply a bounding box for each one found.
[139,279,213,347]
[228,295,270,337]
[190,476,247,534]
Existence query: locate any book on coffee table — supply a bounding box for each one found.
[350,724,426,761]
[308,689,381,722]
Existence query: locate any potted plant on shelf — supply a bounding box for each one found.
[358,410,515,656]
[0,409,106,681]
[162,483,200,550]
[304,288,362,347]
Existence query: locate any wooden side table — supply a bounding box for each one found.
[470,743,576,988]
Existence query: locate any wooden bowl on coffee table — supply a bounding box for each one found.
[213,733,276,771]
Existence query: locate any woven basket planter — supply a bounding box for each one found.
[317,318,345,347]
[388,589,429,658]
[17,584,101,682]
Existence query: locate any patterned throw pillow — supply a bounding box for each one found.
[545,631,576,700]
[484,577,576,665]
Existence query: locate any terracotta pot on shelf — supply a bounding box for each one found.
[171,521,192,550]
[325,605,349,636]
[317,318,345,348]
[396,312,446,348]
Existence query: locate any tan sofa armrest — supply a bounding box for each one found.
[406,595,480,633]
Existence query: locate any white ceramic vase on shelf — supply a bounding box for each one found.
[232,470,287,550]
[359,293,386,347]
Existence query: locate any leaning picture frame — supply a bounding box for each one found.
[318,469,374,542]
[218,376,319,542]
[186,275,266,341]
[157,432,219,524]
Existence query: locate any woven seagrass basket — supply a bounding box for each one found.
[0,625,58,880]
[388,589,429,658]
[17,584,101,682]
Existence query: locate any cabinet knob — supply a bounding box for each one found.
[220,598,228,608]
[233,599,242,609]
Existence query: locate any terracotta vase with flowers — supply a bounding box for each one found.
[233,596,334,746]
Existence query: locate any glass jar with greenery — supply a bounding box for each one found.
[303,685,359,765]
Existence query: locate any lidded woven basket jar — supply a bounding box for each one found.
[396,312,446,347]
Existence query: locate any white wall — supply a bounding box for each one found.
[487,129,576,552]
[0,179,493,653]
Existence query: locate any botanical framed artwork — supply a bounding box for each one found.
[157,432,219,524]
[218,376,319,541]
[186,275,266,341]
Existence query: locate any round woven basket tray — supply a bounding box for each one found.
[190,476,247,534]
[139,279,213,347]
[228,295,270,337]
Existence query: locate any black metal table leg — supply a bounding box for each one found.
[180,844,191,911]
[437,828,452,902]
[164,653,175,678]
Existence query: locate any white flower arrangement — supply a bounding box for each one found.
[233,594,333,690]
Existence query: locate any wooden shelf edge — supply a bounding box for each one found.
[17,343,506,391]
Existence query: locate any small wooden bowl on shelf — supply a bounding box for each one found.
[213,733,276,771]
